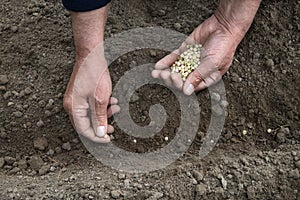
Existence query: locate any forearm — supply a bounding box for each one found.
[71,4,109,61]
[215,0,261,38]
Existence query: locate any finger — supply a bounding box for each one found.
[107,125,114,134]
[170,72,184,90]
[107,105,121,118]
[159,70,173,86]
[219,63,231,76]
[194,69,223,91]
[109,97,118,105]
[182,68,203,96]
[83,127,111,143]
[151,69,162,79]
[95,72,112,137]
[154,49,180,70]
[194,81,208,91]
[95,96,110,137]
[183,54,218,95]
[72,106,111,143]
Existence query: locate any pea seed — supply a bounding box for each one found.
[170,44,202,81]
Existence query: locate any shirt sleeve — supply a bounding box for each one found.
[62,0,111,12]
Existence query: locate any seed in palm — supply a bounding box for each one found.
[171,44,202,81]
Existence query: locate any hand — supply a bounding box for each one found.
[63,44,120,143]
[63,5,119,143]
[152,0,261,95]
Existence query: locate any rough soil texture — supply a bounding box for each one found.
[0,0,299,199]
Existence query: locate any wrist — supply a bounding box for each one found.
[71,5,109,61]
[214,0,261,41]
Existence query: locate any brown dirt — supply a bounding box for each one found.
[0,0,299,199]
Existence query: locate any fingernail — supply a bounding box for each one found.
[185,84,194,96]
[96,126,106,137]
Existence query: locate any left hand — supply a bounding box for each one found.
[152,14,239,95]
[152,0,261,95]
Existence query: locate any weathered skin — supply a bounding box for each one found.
[152,0,262,95]
[64,0,261,142]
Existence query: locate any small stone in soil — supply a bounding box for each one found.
[0,75,9,84]
[8,167,20,175]
[212,104,223,116]
[150,192,164,199]
[39,165,50,175]
[192,170,204,182]
[46,149,55,156]
[62,142,71,151]
[33,137,48,151]
[36,119,44,127]
[50,166,56,172]
[10,26,18,33]
[24,87,32,95]
[118,173,126,179]
[295,161,300,169]
[18,159,28,170]
[288,169,300,179]
[224,132,232,140]
[131,93,139,102]
[4,156,16,165]
[174,23,181,30]
[28,155,43,171]
[158,9,166,16]
[0,131,7,139]
[13,111,23,118]
[72,138,79,144]
[149,50,157,57]
[220,100,229,108]
[129,60,137,68]
[276,129,286,143]
[55,147,62,153]
[45,110,51,116]
[111,190,121,199]
[265,58,274,67]
[192,178,198,185]
[124,179,130,188]
[211,92,221,102]
[3,91,11,99]
[0,86,6,91]
[195,184,207,196]
[219,175,227,190]
[0,157,5,168]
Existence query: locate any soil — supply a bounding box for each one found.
[0,0,299,199]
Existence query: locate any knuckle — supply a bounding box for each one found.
[96,114,106,121]
[63,97,73,113]
[96,96,109,106]
[192,69,203,83]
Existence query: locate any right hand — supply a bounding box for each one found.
[63,44,120,143]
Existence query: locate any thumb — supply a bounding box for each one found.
[183,54,218,95]
[183,68,203,96]
[95,96,109,137]
[95,71,112,138]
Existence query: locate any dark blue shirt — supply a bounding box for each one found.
[62,0,111,12]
